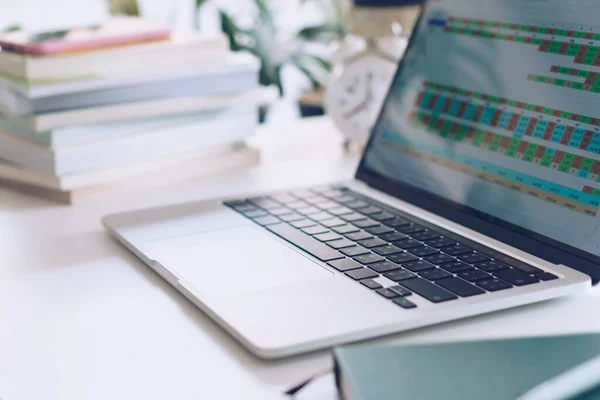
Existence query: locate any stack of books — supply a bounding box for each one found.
[0,17,268,203]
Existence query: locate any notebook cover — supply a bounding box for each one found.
[334,334,600,400]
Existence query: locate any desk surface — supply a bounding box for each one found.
[1,117,600,400]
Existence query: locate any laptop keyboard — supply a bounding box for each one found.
[225,186,559,310]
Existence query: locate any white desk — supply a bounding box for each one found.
[1,117,600,400]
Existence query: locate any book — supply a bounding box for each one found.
[0,144,260,204]
[0,17,171,56]
[10,86,276,132]
[0,32,228,84]
[0,105,257,175]
[0,53,260,116]
[334,334,600,400]
[0,109,241,147]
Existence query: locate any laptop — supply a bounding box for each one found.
[104,0,600,359]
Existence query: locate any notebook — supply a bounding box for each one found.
[334,335,600,400]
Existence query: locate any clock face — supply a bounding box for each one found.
[326,54,398,143]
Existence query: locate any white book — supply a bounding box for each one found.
[0,33,229,83]
[0,105,258,175]
[0,109,235,147]
[0,145,260,204]
[10,86,276,132]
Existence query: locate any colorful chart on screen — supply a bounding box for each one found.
[363,0,600,257]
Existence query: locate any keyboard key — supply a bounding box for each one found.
[270,207,296,216]
[354,253,386,264]
[267,223,343,261]
[506,259,542,275]
[360,206,383,215]
[376,288,400,299]
[389,285,412,297]
[372,245,404,256]
[396,224,426,234]
[287,200,310,209]
[327,258,363,272]
[476,260,509,273]
[305,195,328,204]
[354,218,380,228]
[535,272,559,281]
[371,211,397,221]
[320,188,345,198]
[250,197,281,209]
[345,231,373,241]
[302,225,329,235]
[345,200,370,209]
[314,232,343,242]
[379,231,408,242]
[340,246,370,257]
[400,278,458,303]
[402,260,436,272]
[387,252,418,264]
[332,224,360,234]
[365,225,394,235]
[384,217,411,227]
[408,246,439,257]
[321,218,347,227]
[441,245,473,256]
[340,213,368,222]
[369,211,397,221]
[436,277,485,297]
[308,212,334,221]
[329,206,354,215]
[384,269,417,282]
[394,239,424,250]
[345,268,378,280]
[316,201,339,210]
[441,261,474,274]
[327,239,357,249]
[494,269,539,286]
[357,238,388,248]
[409,230,441,241]
[335,195,358,204]
[477,279,513,292]
[424,253,456,265]
[419,268,452,281]
[279,213,304,222]
[253,215,281,226]
[425,237,457,248]
[393,297,417,309]
[243,209,269,218]
[360,279,383,290]
[226,201,253,210]
[458,270,491,282]
[290,219,317,229]
[296,206,321,215]
[458,252,491,264]
[369,261,402,273]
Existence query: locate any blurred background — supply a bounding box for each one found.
[0,0,348,121]
[0,0,420,203]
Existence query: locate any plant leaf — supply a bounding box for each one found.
[298,24,345,41]
[2,24,22,33]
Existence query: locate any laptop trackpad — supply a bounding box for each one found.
[146,225,333,297]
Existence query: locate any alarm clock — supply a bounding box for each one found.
[325,0,419,145]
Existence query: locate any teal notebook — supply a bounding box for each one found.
[334,334,600,400]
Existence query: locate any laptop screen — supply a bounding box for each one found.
[360,0,600,264]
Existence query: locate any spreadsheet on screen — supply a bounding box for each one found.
[364,0,600,258]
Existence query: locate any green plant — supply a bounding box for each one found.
[216,0,347,96]
[2,25,22,33]
[110,0,140,16]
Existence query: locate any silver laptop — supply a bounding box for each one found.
[104,0,600,359]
